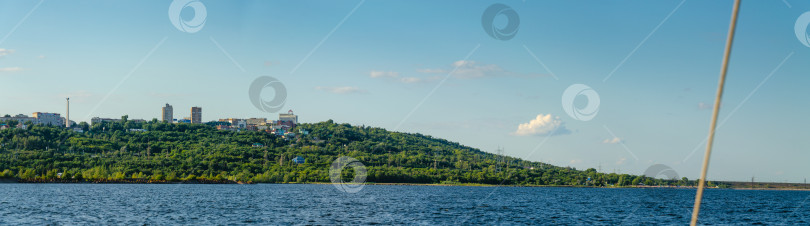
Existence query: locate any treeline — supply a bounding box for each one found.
[0,118,712,187]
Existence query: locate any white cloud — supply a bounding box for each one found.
[698,102,712,110]
[0,48,14,57]
[399,76,440,84]
[416,68,447,74]
[616,157,627,165]
[38,55,46,59]
[0,50,22,73]
[452,60,502,78]
[0,67,23,72]
[419,60,545,79]
[315,86,366,94]
[399,77,421,83]
[603,137,622,144]
[369,70,400,78]
[370,70,440,84]
[512,114,570,136]
[569,159,582,164]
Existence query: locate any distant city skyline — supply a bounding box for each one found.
[1,0,808,182]
[0,102,299,125]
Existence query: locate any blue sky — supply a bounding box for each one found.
[1,0,808,182]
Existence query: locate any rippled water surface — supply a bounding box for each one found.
[0,184,807,224]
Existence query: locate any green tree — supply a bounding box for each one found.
[62,171,73,180]
[79,122,89,132]
[166,172,177,181]
[631,177,641,185]
[19,169,36,179]
[44,169,58,179]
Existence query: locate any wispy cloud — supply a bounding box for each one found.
[512,114,571,136]
[369,70,399,78]
[603,137,622,144]
[419,60,545,79]
[372,60,540,84]
[0,49,24,73]
[0,67,23,72]
[315,86,366,94]
[451,60,504,78]
[416,68,446,74]
[370,70,439,84]
[0,48,14,57]
[399,76,440,84]
[616,157,627,165]
[698,102,712,110]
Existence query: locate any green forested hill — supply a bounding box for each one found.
[0,118,691,186]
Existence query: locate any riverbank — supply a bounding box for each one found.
[3,179,809,191]
[5,178,248,184]
[321,182,810,191]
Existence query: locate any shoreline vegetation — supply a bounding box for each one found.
[0,119,806,191]
[2,179,808,191]
[8,178,244,184]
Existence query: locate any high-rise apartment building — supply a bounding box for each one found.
[162,103,173,122]
[191,107,202,124]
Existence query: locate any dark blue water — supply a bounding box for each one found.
[0,184,807,225]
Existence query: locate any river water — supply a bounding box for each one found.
[0,184,807,225]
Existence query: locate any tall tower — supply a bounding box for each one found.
[191,107,201,124]
[162,103,173,123]
[65,98,70,128]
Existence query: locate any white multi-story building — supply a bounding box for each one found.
[91,117,120,125]
[0,114,37,124]
[32,112,63,126]
[1,113,75,127]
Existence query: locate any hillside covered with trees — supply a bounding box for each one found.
[0,118,697,187]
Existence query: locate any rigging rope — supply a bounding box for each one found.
[690,0,741,225]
